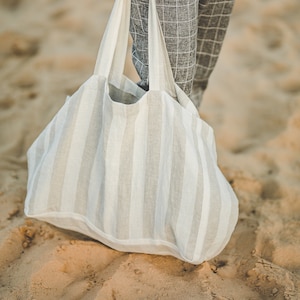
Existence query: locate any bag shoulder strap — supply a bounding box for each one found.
[93,0,130,83]
[93,0,198,116]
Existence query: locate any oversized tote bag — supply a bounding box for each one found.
[24,0,238,264]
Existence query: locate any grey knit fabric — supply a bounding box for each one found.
[130,0,234,106]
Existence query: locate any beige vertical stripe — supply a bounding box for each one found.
[175,112,199,254]
[60,87,98,213]
[197,124,223,260]
[154,98,175,240]
[128,99,149,239]
[143,93,163,239]
[199,151,222,260]
[27,101,69,213]
[102,102,127,236]
[164,103,186,245]
[116,102,139,239]
[74,87,103,216]
[192,119,212,262]
[46,93,82,212]
[93,88,113,230]
[207,171,237,258]
[185,117,205,260]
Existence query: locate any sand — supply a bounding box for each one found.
[0,0,300,299]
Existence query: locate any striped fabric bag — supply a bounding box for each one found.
[24,0,238,264]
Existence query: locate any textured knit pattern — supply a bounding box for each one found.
[130,0,234,99]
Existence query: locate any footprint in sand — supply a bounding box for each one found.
[0,224,32,270]
[29,240,125,299]
[0,31,39,57]
[0,96,15,110]
[0,0,21,9]
[247,258,299,299]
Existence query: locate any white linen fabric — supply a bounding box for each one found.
[24,0,238,264]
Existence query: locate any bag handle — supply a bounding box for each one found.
[148,0,177,96]
[149,0,198,112]
[94,0,177,97]
[93,0,130,84]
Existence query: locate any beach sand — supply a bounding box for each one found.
[0,0,300,299]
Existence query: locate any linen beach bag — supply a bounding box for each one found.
[25,0,238,264]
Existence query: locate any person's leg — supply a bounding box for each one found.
[191,0,234,108]
[129,0,234,108]
[130,0,199,97]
